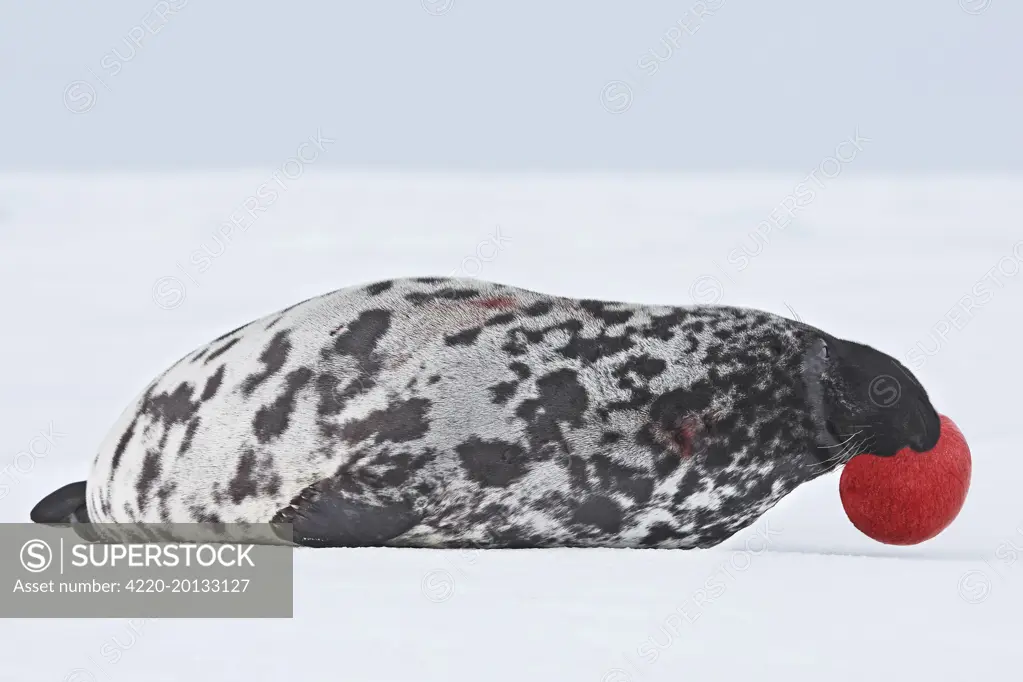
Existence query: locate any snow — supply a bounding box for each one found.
[2,171,1022,680]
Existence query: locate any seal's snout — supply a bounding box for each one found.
[808,336,940,460]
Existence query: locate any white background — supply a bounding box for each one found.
[1,171,1021,680]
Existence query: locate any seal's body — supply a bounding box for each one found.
[31,278,941,548]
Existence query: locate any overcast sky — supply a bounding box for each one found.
[2,0,1019,171]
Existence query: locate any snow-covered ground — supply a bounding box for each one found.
[2,171,1022,680]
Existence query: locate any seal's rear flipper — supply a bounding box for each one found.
[30,481,89,525]
[270,479,422,548]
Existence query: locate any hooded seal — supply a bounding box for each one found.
[31,277,940,548]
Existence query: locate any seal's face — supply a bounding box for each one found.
[803,333,941,467]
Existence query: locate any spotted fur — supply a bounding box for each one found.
[66,277,937,548]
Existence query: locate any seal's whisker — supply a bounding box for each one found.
[810,431,868,471]
[820,429,863,449]
[810,447,849,471]
[818,440,859,471]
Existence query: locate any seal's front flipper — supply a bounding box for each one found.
[270,478,422,548]
[30,481,89,525]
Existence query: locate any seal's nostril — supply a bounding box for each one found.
[907,403,936,452]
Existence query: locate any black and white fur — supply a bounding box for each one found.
[31,277,940,548]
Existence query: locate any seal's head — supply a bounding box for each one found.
[641,308,940,492]
[632,307,944,547]
[803,333,941,464]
